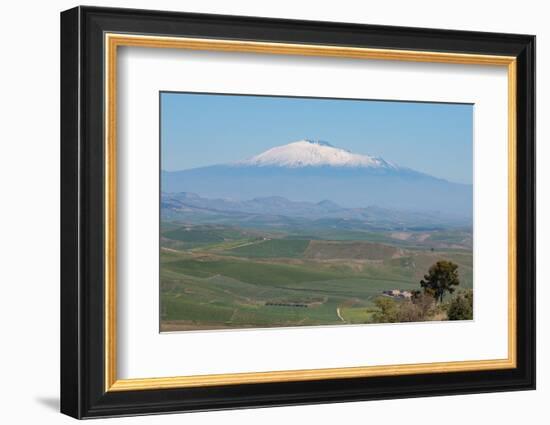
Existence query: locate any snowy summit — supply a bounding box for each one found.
[237,139,397,169]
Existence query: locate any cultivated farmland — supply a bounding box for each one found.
[160,220,473,331]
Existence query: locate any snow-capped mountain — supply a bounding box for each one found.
[162,140,472,216]
[237,139,397,169]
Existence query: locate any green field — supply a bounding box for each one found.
[160,223,473,331]
[226,239,310,258]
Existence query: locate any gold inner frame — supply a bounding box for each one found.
[104,33,517,392]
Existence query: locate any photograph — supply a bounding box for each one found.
[160,92,474,331]
[55,3,536,420]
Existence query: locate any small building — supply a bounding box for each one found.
[383,289,412,299]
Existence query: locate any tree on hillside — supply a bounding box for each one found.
[372,295,433,323]
[420,260,460,303]
[396,301,423,322]
[372,297,399,323]
[411,290,436,317]
[447,290,473,320]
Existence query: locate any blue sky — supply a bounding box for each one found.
[161,92,473,184]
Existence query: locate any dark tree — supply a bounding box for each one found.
[420,260,460,303]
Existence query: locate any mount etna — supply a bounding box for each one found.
[162,140,472,217]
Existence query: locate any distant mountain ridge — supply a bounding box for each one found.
[162,192,471,229]
[162,140,472,216]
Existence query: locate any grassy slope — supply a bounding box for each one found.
[159,224,473,330]
[160,256,472,329]
[304,240,400,260]
[225,239,310,258]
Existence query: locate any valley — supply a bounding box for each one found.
[160,207,473,331]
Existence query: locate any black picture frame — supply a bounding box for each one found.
[61,5,535,419]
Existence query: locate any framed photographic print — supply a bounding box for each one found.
[60,6,535,419]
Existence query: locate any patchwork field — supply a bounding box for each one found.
[160,223,473,331]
